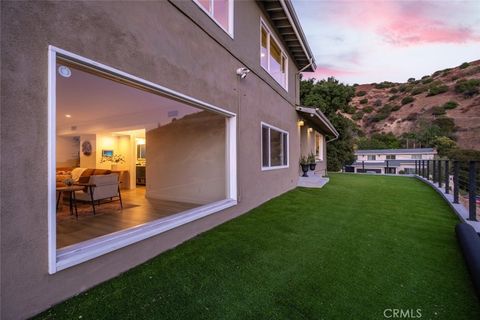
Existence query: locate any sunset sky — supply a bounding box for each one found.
[292,0,480,84]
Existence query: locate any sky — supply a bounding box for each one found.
[292,0,480,84]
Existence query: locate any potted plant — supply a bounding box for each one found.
[308,152,317,171]
[300,155,309,177]
[100,154,126,170]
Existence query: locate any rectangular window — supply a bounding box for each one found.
[412,154,422,159]
[386,155,396,160]
[260,21,288,90]
[367,155,376,161]
[261,122,288,170]
[315,133,324,161]
[48,47,237,273]
[194,0,233,37]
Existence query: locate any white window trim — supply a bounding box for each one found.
[193,0,234,38]
[315,132,324,161]
[261,121,289,171]
[260,18,289,91]
[48,46,237,274]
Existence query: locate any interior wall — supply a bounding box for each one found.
[56,136,79,167]
[146,111,226,205]
[79,134,96,168]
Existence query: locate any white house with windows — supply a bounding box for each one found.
[347,148,437,174]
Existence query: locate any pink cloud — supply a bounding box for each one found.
[303,65,360,80]
[319,1,480,46]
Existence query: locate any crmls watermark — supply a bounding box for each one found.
[383,309,422,318]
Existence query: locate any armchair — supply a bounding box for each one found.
[75,174,122,215]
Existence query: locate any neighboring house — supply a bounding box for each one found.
[1,1,337,318]
[347,148,437,174]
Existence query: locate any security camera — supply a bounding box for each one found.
[236,67,250,79]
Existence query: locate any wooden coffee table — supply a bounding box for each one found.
[56,185,85,219]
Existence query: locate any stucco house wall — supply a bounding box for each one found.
[0,1,326,318]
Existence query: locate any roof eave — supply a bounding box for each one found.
[296,106,339,138]
[258,0,316,72]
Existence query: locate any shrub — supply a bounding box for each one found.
[351,111,364,121]
[442,101,458,110]
[433,117,456,133]
[399,170,405,175]
[455,79,480,97]
[344,104,356,114]
[431,106,446,116]
[363,106,374,113]
[459,62,470,69]
[391,105,402,111]
[389,95,399,101]
[451,76,459,81]
[407,77,416,83]
[411,86,426,95]
[356,90,367,97]
[401,96,415,105]
[432,70,442,77]
[406,112,418,121]
[374,81,394,89]
[390,87,398,94]
[422,77,433,84]
[353,83,359,87]
[399,84,408,92]
[427,84,449,96]
[359,98,368,104]
[374,99,382,107]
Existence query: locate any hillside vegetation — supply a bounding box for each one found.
[346,60,480,151]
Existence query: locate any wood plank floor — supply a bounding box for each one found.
[56,187,199,249]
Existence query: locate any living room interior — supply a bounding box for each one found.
[55,58,228,249]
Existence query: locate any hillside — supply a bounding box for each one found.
[346,60,480,150]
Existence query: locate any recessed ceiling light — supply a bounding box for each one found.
[65,114,72,118]
[58,65,71,78]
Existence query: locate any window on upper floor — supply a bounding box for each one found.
[367,155,376,161]
[194,0,233,37]
[260,21,288,90]
[386,155,396,160]
[412,154,422,160]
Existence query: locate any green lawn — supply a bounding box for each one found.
[37,174,480,319]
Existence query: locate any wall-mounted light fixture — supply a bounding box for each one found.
[236,67,250,79]
[297,120,304,127]
[308,127,313,133]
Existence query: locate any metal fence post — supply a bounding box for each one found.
[438,160,442,188]
[415,160,417,175]
[423,160,426,178]
[433,160,437,183]
[453,161,459,204]
[362,161,365,172]
[445,160,449,194]
[468,161,477,221]
[427,160,430,180]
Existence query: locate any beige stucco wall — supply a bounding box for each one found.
[146,111,226,205]
[0,1,312,318]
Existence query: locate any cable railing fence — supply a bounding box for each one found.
[415,159,479,221]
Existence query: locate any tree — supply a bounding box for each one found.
[432,136,457,157]
[356,132,401,149]
[300,78,356,171]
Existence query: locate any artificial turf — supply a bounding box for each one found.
[36,174,480,319]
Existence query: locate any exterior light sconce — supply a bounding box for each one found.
[297,120,305,127]
[308,127,313,133]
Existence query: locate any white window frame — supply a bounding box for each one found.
[260,18,289,91]
[193,0,234,38]
[412,154,422,160]
[48,46,238,273]
[315,132,323,161]
[261,122,289,171]
[386,155,396,160]
[367,155,376,161]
